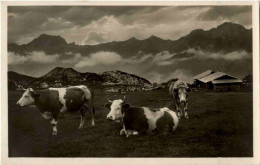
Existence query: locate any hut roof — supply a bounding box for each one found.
[193,70,215,80]
[212,79,243,84]
[199,72,227,83]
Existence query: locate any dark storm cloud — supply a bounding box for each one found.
[199,6,251,21]
[8,7,70,43]
[62,6,163,26]
[8,6,163,43]
[8,6,252,44]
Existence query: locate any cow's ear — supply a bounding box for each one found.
[122,103,130,110]
[31,91,41,98]
[186,88,192,93]
[121,103,130,114]
[104,103,112,110]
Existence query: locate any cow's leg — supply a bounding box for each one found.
[120,125,126,135]
[86,105,95,126]
[125,130,138,138]
[125,130,131,138]
[120,125,138,137]
[50,115,58,135]
[184,102,189,119]
[79,106,87,129]
[120,129,126,135]
[90,106,95,126]
[175,102,181,118]
[84,102,95,127]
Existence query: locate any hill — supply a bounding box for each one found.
[8,67,152,89]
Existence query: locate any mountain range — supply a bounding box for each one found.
[8,22,252,88]
[8,67,152,90]
[8,22,252,57]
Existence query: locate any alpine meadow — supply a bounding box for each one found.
[7,6,254,158]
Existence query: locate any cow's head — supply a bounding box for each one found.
[16,88,40,107]
[174,87,191,103]
[105,96,126,121]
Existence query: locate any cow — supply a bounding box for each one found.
[169,80,191,119]
[105,98,179,138]
[16,85,95,135]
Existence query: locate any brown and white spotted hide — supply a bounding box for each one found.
[169,80,191,119]
[105,99,179,138]
[16,85,95,135]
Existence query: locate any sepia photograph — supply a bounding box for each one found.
[1,1,260,165]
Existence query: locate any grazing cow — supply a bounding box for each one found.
[105,98,179,138]
[16,85,95,135]
[169,80,191,119]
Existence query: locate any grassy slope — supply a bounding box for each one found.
[8,89,253,157]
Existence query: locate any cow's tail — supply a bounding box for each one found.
[92,106,95,115]
[82,87,95,114]
[90,89,95,126]
[91,89,95,113]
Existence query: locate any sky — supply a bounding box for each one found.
[8,6,252,45]
[8,6,252,83]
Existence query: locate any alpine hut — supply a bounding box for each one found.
[193,70,243,91]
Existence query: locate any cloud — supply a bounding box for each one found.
[199,6,251,20]
[8,6,252,45]
[198,6,252,28]
[40,17,74,31]
[146,69,193,84]
[62,6,162,26]
[84,32,106,45]
[61,52,82,64]
[165,69,194,84]
[152,51,176,66]
[146,72,165,83]
[186,48,251,60]
[124,54,153,64]
[118,6,205,25]
[8,51,60,65]
[74,51,122,68]
[8,6,162,44]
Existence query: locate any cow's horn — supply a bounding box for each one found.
[107,98,112,103]
[123,95,126,101]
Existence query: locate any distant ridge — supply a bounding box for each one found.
[8,22,252,56]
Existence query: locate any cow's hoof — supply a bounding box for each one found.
[120,129,125,135]
[133,131,138,135]
[78,125,84,129]
[52,132,57,135]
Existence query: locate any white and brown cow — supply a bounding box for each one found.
[169,80,191,119]
[16,85,95,135]
[105,98,179,138]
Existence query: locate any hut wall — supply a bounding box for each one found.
[194,80,207,88]
[214,84,227,91]
[227,83,241,91]
[214,83,241,92]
